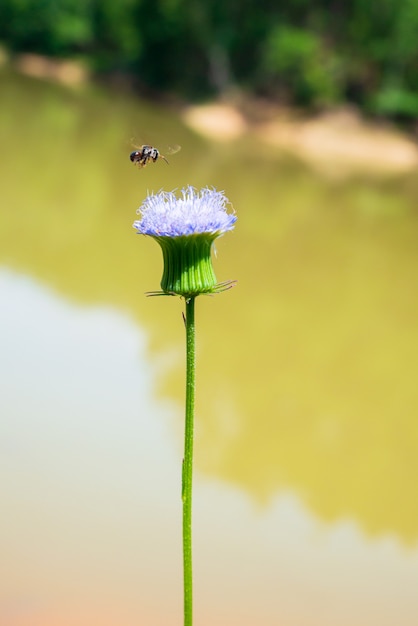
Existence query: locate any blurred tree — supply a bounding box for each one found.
[261,25,342,106]
[0,0,140,65]
[0,0,93,54]
[1,0,418,118]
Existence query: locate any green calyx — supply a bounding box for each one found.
[153,234,219,297]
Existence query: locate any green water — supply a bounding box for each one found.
[1,70,417,543]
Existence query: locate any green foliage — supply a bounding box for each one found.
[262,26,341,105]
[1,0,418,118]
[0,0,139,61]
[0,0,93,54]
[371,86,418,118]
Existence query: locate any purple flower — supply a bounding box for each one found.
[133,186,236,296]
[133,186,236,238]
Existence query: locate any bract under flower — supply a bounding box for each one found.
[133,186,236,238]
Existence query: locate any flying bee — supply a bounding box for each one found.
[130,144,181,169]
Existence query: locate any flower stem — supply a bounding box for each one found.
[183,296,195,626]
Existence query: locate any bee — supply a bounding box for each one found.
[130,144,181,169]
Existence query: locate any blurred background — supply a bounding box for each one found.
[1,1,418,625]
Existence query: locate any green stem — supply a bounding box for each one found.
[183,296,196,626]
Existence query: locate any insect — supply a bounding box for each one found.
[130,144,181,168]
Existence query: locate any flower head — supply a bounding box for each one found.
[133,185,236,237]
[133,186,236,297]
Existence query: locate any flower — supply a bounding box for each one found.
[133,186,237,297]
[133,186,237,237]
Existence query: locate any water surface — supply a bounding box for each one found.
[1,71,418,626]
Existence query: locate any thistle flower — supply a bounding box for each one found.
[133,186,237,297]
[132,185,237,626]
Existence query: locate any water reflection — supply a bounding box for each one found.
[0,270,182,626]
[1,69,418,558]
[1,271,418,626]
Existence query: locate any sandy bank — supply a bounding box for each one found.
[182,103,418,177]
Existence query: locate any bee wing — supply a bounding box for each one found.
[130,135,148,150]
[167,144,181,156]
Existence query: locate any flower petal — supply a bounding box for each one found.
[133,186,237,237]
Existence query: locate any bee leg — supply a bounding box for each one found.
[160,155,169,165]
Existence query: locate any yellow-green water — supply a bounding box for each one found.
[1,70,418,626]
